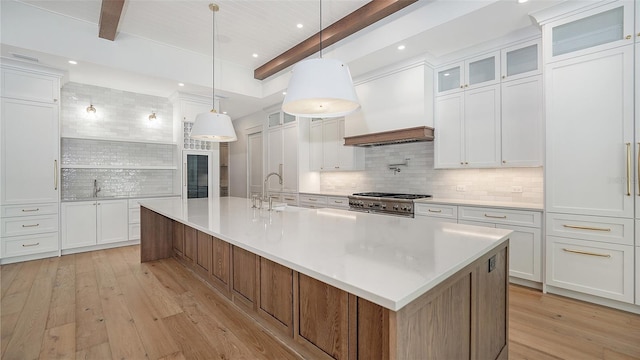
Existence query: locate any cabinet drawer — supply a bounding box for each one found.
[299,194,328,206]
[327,197,349,209]
[546,236,634,303]
[129,223,140,240]
[280,193,299,206]
[458,207,541,227]
[1,214,58,236]
[414,204,458,219]
[129,207,141,224]
[1,203,58,217]
[547,213,633,246]
[2,232,58,257]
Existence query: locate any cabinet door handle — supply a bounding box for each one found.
[308,198,317,201]
[21,208,40,212]
[562,248,611,258]
[54,160,58,190]
[484,214,506,219]
[334,200,343,204]
[625,35,632,40]
[22,224,40,228]
[428,209,442,213]
[562,224,611,232]
[22,242,40,247]
[284,197,295,201]
[626,143,631,196]
[183,162,187,185]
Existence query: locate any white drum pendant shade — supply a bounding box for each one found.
[282,58,360,118]
[190,110,237,142]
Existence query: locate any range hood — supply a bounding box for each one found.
[344,126,434,147]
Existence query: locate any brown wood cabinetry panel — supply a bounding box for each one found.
[298,274,349,360]
[259,257,293,333]
[477,247,508,360]
[196,231,211,273]
[232,246,257,305]
[172,221,184,255]
[183,226,196,263]
[140,207,173,262]
[357,298,389,360]
[211,236,230,287]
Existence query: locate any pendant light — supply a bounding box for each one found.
[190,3,237,142]
[282,0,359,118]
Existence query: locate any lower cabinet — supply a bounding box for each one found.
[546,236,634,304]
[232,246,257,311]
[636,247,639,306]
[210,236,231,295]
[258,257,293,335]
[61,199,128,249]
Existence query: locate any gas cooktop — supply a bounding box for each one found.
[351,192,432,200]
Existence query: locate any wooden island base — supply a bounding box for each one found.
[141,207,509,360]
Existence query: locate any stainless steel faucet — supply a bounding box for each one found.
[263,172,283,210]
[93,179,101,198]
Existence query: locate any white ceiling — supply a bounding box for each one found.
[3,0,563,120]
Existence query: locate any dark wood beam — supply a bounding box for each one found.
[98,0,126,41]
[254,0,418,80]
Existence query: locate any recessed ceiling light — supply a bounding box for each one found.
[443,73,450,77]
[397,45,406,50]
[68,60,77,65]
[282,91,287,95]
[517,0,528,3]
[178,83,185,87]
[223,111,228,114]
[252,53,258,58]
[297,23,303,29]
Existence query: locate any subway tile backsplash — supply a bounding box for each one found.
[61,138,175,167]
[62,169,175,199]
[320,142,543,204]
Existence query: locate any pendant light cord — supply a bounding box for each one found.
[319,0,322,59]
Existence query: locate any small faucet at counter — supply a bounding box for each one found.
[93,179,101,198]
[263,172,282,210]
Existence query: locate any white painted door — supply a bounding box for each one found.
[434,93,464,168]
[282,124,298,193]
[322,119,339,170]
[267,127,283,192]
[309,120,323,171]
[247,131,263,197]
[1,99,59,205]
[635,45,640,218]
[501,75,543,167]
[61,201,97,249]
[97,200,128,244]
[464,84,501,168]
[546,46,634,218]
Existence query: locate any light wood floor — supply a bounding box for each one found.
[1,245,639,360]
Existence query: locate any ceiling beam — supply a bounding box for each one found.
[254,0,418,80]
[98,0,126,41]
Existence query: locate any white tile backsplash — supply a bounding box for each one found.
[320,142,543,204]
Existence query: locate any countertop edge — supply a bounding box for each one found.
[62,194,181,203]
[415,198,543,211]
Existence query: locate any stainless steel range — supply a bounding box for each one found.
[348,192,432,217]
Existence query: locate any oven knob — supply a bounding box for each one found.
[380,204,387,209]
[393,205,399,210]
[368,203,374,208]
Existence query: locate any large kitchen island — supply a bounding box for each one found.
[140,197,511,360]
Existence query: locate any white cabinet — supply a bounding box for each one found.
[543,1,634,63]
[436,51,500,95]
[0,61,62,264]
[326,196,349,210]
[310,118,364,171]
[545,46,634,218]
[636,247,639,305]
[414,203,458,225]
[500,39,542,81]
[267,123,298,193]
[298,194,328,209]
[434,85,501,168]
[458,206,543,282]
[269,192,299,206]
[546,236,634,304]
[61,199,128,250]
[501,75,543,166]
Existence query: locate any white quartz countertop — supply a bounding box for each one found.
[140,197,511,311]
[415,198,543,211]
[299,191,352,197]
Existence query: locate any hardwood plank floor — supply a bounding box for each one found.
[1,245,639,360]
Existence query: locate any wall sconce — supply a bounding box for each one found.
[86,104,96,114]
[148,112,157,121]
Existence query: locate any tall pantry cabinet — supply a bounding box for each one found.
[539,0,638,306]
[0,59,63,264]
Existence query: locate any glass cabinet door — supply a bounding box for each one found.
[436,63,463,95]
[268,112,281,127]
[186,154,209,198]
[501,40,541,81]
[546,2,633,62]
[283,112,296,124]
[465,51,500,89]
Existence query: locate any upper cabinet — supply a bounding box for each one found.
[436,51,500,96]
[309,118,364,171]
[501,39,541,82]
[268,111,296,128]
[1,66,60,104]
[543,1,634,63]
